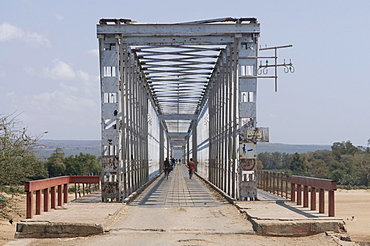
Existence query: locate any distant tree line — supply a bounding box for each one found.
[258,140,370,187]
[0,115,101,186]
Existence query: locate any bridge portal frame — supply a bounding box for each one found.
[97,18,261,201]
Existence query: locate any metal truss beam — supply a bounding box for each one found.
[170,140,187,146]
[97,23,259,36]
[159,114,198,120]
[167,132,189,138]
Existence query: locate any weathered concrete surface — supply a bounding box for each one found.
[14,200,125,238]
[235,193,346,236]
[15,221,103,238]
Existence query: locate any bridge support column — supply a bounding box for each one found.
[236,33,259,201]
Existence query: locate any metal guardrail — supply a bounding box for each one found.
[24,176,100,219]
[257,171,337,217]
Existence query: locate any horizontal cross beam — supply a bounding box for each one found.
[97,23,260,36]
[159,114,198,120]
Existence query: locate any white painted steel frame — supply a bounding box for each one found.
[98,18,260,201]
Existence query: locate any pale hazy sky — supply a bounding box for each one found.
[1,0,369,146]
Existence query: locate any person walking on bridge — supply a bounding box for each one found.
[171,156,176,168]
[164,157,171,179]
[188,158,195,179]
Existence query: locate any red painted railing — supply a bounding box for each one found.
[257,171,337,217]
[24,176,100,219]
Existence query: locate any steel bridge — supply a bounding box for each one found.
[97,17,279,202]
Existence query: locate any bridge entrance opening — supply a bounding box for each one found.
[97,18,263,202]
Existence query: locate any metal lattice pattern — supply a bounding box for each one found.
[133,45,223,135]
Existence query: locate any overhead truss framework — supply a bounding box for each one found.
[97,17,261,201]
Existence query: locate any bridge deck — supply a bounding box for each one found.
[131,164,220,207]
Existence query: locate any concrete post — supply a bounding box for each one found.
[51,186,56,209]
[57,185,62,207]
[297,184,302,205]
[303,185,309,208]
[311,187,316,210]
[329,190,335,217]
[291,183,296,202]
[26,191,33,219]
[319,189,325,213]
[35,190,41,215]
[43,188,49,212]
[64,183,68,203]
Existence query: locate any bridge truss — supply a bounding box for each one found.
[97,18,265,202]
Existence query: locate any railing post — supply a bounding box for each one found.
[280,173,283,197]
[35,190,41,215]
[75,183,77,200]
[26,191,33,219]
[329,190,335,217]
[303,185,308,208]
[58,185,62,206]
[296,184,302,205]
[319,188,325,213]
[44,188,49,212]
[51,186,56,209]
[310,187,316,210]
[290,182,295,202]
[25,176,100,218]
[64,183,68,204]
[264,172,267,190]
[285,174,289,199]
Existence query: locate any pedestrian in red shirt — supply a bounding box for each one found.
[188,158,195,179]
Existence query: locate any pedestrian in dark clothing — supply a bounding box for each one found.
[164,157,171,178]
[188,158,195,179]
[171,156,176,168]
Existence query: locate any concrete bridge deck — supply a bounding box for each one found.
[9,165,348,245]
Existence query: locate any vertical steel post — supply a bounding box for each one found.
[119,38,127,199]
[232,41,238,199]
[159,123,164,170]
[192,121,197,171]
[99,35,121,201]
